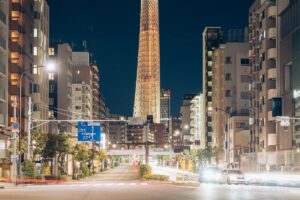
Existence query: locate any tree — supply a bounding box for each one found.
[71,143,89,177]
[42,133,70,176]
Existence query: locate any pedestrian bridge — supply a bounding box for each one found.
[107,150,175,156]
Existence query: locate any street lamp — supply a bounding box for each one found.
[19,63,56,161]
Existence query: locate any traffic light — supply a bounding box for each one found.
[272,98,282,117]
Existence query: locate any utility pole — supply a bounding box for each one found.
[27,97,32,160]
[13,97,18,186]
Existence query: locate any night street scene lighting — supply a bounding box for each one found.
[0,0,300,200]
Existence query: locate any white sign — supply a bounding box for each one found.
[294,90,300,99]
[277,116,290,127]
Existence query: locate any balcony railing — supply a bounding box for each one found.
[0,9,6,25]
[0,87,5,101]
[0,62,6,75]
[0,35,6,50]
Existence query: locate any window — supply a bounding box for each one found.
[75,87,81,91]
[241,75,250,83]
[75,106,82,110]
[49,98,54,106]
[34,28,38,38]
[208,61,213,67]
[33,104,39,112]
[225,90,231,97]
[48,73,54,80]
[241,92,250,99]
[262,52,266,61]
[33,84,40,93]
[225,73,231,81]
[33,65,38,74]
[11,11,20,21]
[225,57,232,64]
[49,48,55,56]
[11,31,20,42]
[241,58,250,65]
[33,47,38,56]
[11,52,20,64]
[49,85,55,93]
[10,73,19,86]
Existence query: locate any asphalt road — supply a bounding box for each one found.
[1,164,300,200]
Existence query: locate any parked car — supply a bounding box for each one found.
[220,169,247,184]
[198,167,222,183]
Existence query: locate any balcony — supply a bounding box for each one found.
[0,149,10,159]
[0,87,5,102]
[267,48,277,60]
[268,6,277,18]
[0,113,4,125]
[0,9,6,25]
[0,35,6,50]
[267,133,277,146]
[267,89,277,100]
[0,63,6,77]
[267,68,277,80]
[268,27,277,39]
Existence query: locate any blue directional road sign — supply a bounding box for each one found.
[78,122,101,142]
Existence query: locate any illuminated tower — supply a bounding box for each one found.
[134,0,160,123]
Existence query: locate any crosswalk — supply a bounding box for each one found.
[9,182,149,190]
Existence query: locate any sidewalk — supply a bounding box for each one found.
[0,182,15,189]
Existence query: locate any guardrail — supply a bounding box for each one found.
[175,172,199,184]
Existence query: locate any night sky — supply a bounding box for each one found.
[48,0,254,116]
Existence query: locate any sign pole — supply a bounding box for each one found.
[27,97,32,160]
[13,97,18,186]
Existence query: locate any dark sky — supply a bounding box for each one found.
[48,0,254,116]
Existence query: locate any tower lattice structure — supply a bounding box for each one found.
[134,0,161,123]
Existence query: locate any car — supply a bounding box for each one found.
[198,167,222,183]
[220,169,247,185]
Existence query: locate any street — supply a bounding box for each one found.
[1,164,300,200]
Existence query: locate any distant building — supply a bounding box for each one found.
[160,89,171,143]
[170,117,183,152]
[202,27,223,148]
[180,94,197,151]
[48,43,73,134]
[190,94,204,149]
[127,117,147,150]
[108,114,127,149]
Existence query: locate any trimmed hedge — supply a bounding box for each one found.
[139,164,152,177]
[143,174,169,182]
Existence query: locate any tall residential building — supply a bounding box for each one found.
[190,94,204,149]
[280,0,299,148]
[160,89,171,143]
[91,63,100,120]
[202,27,223,148]
[180,94,196,151]
[212,42,251,164]
[249,0,280,153]
[71,52,93,121]
[170,117,183,152]
[48,43,73,134]
[0,0,9,179]
[8,0,34,133]
[134,0,161,123]
[108,114,127,149]
[32,0,49,133]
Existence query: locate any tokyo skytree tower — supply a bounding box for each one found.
[134,0,161,123]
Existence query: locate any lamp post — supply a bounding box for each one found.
[214,108,230,168]
[19,63,55,161]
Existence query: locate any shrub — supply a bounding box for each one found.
[59,175,68,181]
[143,174,169,182]
[22,160,35,178]
[139,164,151,177]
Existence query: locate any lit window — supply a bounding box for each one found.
[34,28,38,38]
[48,72,54,80]
[11,52,20,64]
[33,47,38,56]
[208,61,213,67]
[12,0,20,3]
[33,65,38,74]
[11,11,20,21]
[11,31,20,42]
[49,48,55,56]
[10,73,19,86]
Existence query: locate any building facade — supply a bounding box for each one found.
[48,43,73,134]
[32,0,49,133]
[134,0,161,123]
[160,89,171,143]
[0,0,9,179]
[202,27,223,148]
[190,94,204,149]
